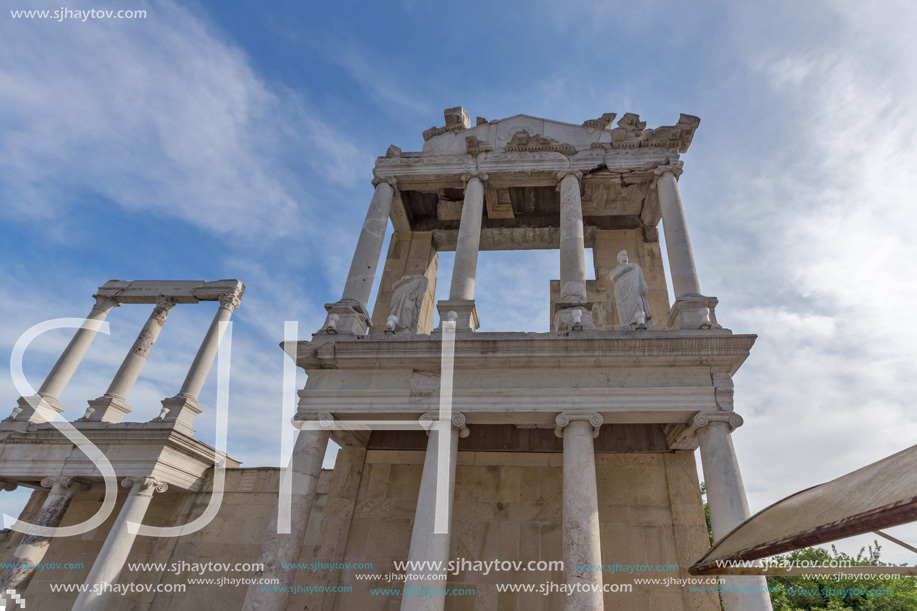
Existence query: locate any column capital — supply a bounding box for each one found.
[91,295,120,313]
[653,160,684,179]
[1,480,18,492]
[218,292,242,311]
[420,411,470,438]
[313,412,369,446]
[554,411,603,438]
[694,410,744,431]
[556,169,583,181]
[40,476,91,492]
[461,172,488,185]
[371,176,398,189]
[155,295,178,312]
[121,477,168,495]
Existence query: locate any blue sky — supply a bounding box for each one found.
[2,0,917,563]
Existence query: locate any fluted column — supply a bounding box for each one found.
[555,412,604,611]
[324,178,395,335]
[401,413,468,611]
[655,164,700,298]
[87,296,176,422]
[0,477,89,596]
[159,291,240,434]
[437,173,485,331]
[694,412,773,611]
[11,296,119,422]
[75,477,168,611]
[243,429,330,611]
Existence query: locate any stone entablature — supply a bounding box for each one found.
[290,331,754,446]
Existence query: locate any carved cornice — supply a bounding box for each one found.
[554,412,603,438]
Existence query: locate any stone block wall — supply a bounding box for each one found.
[0,448,717,611]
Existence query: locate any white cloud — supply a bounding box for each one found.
[0,0,371,239]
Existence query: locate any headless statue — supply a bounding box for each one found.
[610,250,654,330]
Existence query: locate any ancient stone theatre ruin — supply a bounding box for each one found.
[0,108,772,611]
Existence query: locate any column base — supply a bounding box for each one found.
[319,299,371,335]
[667,295,722,330]
[435,299,479,332]
[85,395,131,423]
[158,396,202,436]
[6,394,64,424]
[553,298,595,332]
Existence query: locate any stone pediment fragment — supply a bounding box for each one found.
[504,130,575,155]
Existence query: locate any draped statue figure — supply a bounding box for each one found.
[387,275,429,333]
[610,250,653,330]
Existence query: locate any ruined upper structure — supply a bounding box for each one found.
[322,106,715,336]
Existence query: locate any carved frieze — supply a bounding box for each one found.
[504,130,575,155]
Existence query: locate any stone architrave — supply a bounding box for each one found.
[610,250,654,330]
[389,275,429,333]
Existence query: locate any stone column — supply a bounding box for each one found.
[558,171,587,300]
[655,164,720,329]
[555,412,604,611]
[554,171,595,332]
[74,477,168,611]
[11,296,119,422]
[159,292,241,434]
[401,413,468,611]
[242,429,330,611]
[86,296,176,423]
[0,477,89,596]
[694,412,773,611]
[324,178,395,335]
[655,165,700,298]
[437,173,485,331]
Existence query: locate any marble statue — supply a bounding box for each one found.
[610,250,653,330]
[388,274,428,332]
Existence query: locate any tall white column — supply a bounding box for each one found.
[243,429,330,611]
[11,296,119,422]
[323,178,395,335]
[87,296,176,422]
[0,477,88,596]
[555,412,604,611]
[558,171,587,300]
[75,477,168,611]
[655,165,701,298]
[436,174,485,331]
[401,414,467,611]
[694,412,773,611]
[449,175,485,301]
[159,292,240,434]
